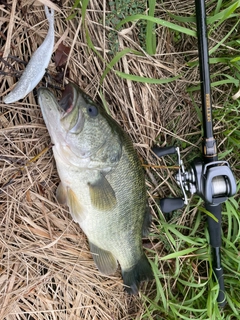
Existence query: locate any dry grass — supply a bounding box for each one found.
[0,0,229,319]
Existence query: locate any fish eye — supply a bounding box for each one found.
[87,104,98,117]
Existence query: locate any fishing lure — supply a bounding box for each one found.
[3,6,54,104]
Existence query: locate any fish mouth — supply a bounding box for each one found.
[59,83,84,134]
[38,83,77,116]
[59,83,75,113]
[38,83,84,135]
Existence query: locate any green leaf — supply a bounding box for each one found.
[100,48,142,84]
[198,206,219,222]
[160,247,199,260]
[146,0,157,55]
[149,259,168,310]
[208,1,240,27]
[116,14,196,37]
[115,72,181,84]
[209,22,239,56]
[80,0,89,22]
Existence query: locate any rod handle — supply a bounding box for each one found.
[206,204,222,247]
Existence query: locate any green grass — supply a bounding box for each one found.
[144,1,240,318]
[142,198,240,319]
[77,0,240,318]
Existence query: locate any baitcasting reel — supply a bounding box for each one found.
[152,0,237,307]
[152,146,237,214]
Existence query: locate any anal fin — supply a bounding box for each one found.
[89,241,118,275]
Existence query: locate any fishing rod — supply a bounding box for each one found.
[152,0,236,307]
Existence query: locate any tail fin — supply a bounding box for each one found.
[122,254,153,295]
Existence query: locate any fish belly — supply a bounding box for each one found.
[55,158,145,272]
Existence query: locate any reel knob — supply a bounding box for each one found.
[152,146,176,157]
[160,197,185,214]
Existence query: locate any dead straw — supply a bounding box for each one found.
[0,0,207,319]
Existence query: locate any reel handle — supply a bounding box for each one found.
[152,145,188,210]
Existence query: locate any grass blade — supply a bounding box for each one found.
[146,0,157,55]
[116,14,196,37]
[115,72,181,84]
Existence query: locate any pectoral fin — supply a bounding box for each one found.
[56,182,67,205]
[67,188,85,223]
[89,241,118,275]
[88,176,117,211]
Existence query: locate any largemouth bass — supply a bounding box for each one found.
[38,83,153,294]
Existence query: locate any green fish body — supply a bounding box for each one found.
[38,83,152,294]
